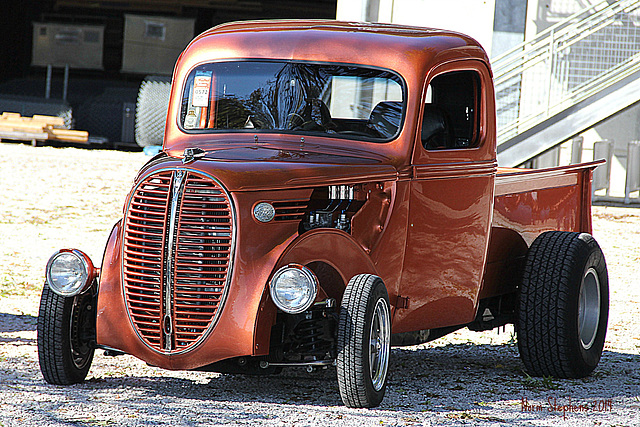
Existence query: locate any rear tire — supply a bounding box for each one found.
[337,274,391,408]
[517,231,608,378]
[37,285,95,384]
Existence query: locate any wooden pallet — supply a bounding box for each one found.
[0,112,89,146]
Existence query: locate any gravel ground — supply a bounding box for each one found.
[0,142,638,427]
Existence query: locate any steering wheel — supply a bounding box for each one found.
[286,112,305,129]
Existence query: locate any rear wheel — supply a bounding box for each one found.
[517,231,609,378]
[37,285,95,384]
[337,274,391,408]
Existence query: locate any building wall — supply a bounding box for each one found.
[492,0,527,56]
[336,0,496,54]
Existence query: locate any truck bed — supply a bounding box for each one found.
[479,160,604,299]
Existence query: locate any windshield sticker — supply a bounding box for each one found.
[184,108,199,129]
[192,70,212,107]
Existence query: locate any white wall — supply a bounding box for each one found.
[336,0,496,54]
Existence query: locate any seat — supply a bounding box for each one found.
[367,101,402,139]
[421,104,453,149]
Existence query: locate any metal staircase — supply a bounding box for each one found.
[493,0,640,167]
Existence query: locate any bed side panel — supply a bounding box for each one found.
[480,165,595,299]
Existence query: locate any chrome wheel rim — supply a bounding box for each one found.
[369,298,391,391]
[578,267,601,350]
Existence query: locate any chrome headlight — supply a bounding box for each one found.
[269,264,318,314]
[46,249,96,297]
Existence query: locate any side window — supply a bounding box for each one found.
[421,70,480,150]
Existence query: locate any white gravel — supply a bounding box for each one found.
[0,142,639,427]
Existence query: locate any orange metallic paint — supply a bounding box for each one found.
[395,171,495,331]
[97,157,398,368]
[392,59,497,333]
[351,182,394,254]
[492,162,601,246]
[478,163,599,299]
[367,181,411,311]
[169,148,396,192]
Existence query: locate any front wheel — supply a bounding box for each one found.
[517,231,609,378]
[37,285,96,384]
[337,274,391,408]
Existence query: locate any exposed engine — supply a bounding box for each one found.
[300,185,363,233]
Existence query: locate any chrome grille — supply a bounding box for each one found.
[122,169,234,354]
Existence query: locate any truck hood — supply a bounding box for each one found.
[141,146,399,191]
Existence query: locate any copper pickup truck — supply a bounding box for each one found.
[38,20,608,408]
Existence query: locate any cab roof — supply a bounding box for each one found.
[177,19,490,80]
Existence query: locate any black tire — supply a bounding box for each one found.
[37,285,96,384]
[337,274,391,408]
[517,231,609,378]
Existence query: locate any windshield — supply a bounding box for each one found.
[179,61,404,141]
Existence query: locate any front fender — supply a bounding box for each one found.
[95,219,130,352]
[278,228,378,290]
[253,228,380,354]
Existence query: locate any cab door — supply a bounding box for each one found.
[393,61,497,333]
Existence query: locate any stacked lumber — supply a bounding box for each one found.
[0,112,89,145]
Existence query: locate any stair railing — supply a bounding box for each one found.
[493,0,640,146]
